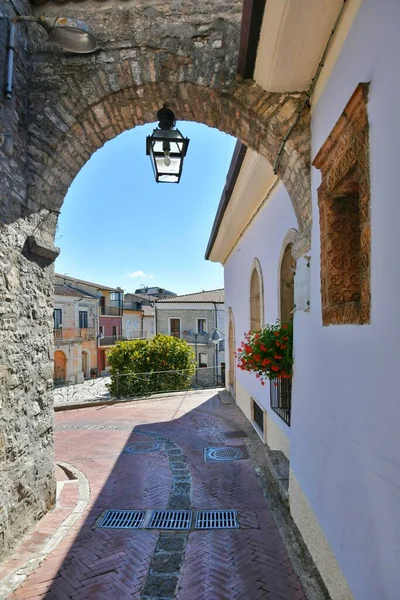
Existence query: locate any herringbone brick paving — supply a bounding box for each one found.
[4,391,309,599]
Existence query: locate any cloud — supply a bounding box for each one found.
[128,270,154,279]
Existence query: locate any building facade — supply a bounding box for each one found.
[53,283,97,383]
[156,290,225,381]
[123,293,155,340]
[206,2,400,600]
[55,275,123,374]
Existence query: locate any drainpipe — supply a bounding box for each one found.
[213,302,218,382]
[5,20,16,100]
[154,302,158,335]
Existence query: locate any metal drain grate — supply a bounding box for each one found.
[97,509,145,529]
[204,447,244,462]
[195,510,239,529]
[123,441,163,454]
[148,510,192,530]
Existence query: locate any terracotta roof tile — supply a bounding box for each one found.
[156,289,224,304]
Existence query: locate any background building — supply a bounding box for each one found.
[55,275,123,374]
[123,293,155,340]
[53,282,98,383]
[156,289,225,381]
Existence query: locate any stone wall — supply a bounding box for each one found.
[0,0,56,564]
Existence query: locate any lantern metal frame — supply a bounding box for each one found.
[146,106,190,184]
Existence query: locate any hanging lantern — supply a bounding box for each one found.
[146,105,190,183]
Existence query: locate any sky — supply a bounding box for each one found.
[55,122,236,295]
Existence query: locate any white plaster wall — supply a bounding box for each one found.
[224,182,296,444]
[291,1,400,598]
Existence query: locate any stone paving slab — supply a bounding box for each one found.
[1,390,328,600]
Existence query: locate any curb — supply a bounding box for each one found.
[0,462,90,600]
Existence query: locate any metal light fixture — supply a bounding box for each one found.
[146,105,189,184]
[211,329,224,344]
[5,16,97,99]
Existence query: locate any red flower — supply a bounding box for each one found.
[261,380,265,386]
[282,324,288,329]
[261,359,270,366]
[282,336,289,341]
[260,344,267,352]
[274,331,279,337]
[271,366,280,372]
[274,355,282,360]
[280,344,287,350]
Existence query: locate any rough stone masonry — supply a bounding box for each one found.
[0,0,311,563]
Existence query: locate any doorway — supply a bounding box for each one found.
[82,351,89,379]
[54,351,67,382]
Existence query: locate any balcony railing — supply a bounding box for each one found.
[270,378,292,426]
[124,330,147,339]
[100,305,123,316]
[54,328,96,341]
[99,334,123,347]
[181,332,211,344]
[123,301,142,311]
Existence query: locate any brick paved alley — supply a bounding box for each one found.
[1,391,327,600]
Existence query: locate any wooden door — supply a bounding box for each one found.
[54,351,66,382]
[170,319,181,338]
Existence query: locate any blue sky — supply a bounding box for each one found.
[55,122,236,295]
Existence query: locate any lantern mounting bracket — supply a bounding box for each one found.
[157,105,176,130]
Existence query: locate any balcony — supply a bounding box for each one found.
[100,305,123,316]
[99,334,123,347]
[124,330,147,340]
[181,331,211,345]
[54,328,96,341]
[123,301,142,311]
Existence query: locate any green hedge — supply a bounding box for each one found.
[106,334,196,397]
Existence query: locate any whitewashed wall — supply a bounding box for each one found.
[224,183,297,442]
[291,1,400,599]
[225,2,400,598]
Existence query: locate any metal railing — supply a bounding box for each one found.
[53,366,225,405]
[181,332,211,344]
[99,334,123,346]
[270,378,292,426]
[100,305,123,316]
[123,301,142,310]
[124,330,147,339]
[54,327,96,341]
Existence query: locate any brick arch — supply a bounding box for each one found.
[27,79,311,243]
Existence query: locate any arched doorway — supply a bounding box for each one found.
[228,309,236,396]
[82,351,89,379]
[54,351,67,383]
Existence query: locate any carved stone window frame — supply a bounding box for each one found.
[313,83,371,325]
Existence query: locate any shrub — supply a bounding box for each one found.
[236,322,293,386]
[107,334,196,397]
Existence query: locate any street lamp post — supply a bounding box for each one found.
[211,328,225,387]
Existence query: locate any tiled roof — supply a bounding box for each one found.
[156,289,224,304]
[54,284,97,299]
[55,273,122,292]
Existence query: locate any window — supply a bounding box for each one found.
[280,245,295,323]
[313,83,370,325]
[170,318,181,338]
[99,326,104,335]
[197,318,207,334]
[270,378,292,426]
[252,399,264,433]
[199,352,208,368]
[112,325,117,338]
[53,308,62,329]
[79,311,88,329]
[110,292,120,302]
[250,259,263,331]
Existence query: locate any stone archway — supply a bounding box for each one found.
[0,0,312,562]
